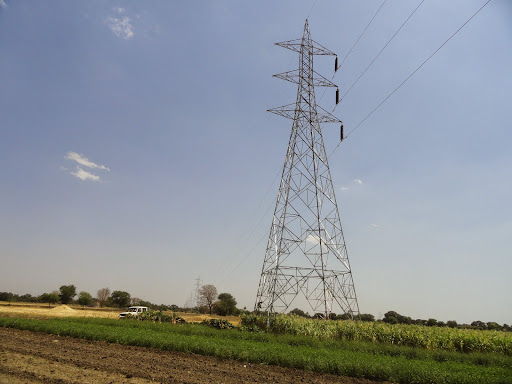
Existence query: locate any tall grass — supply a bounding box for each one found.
[242,314,512,355]
[1,316,512,384]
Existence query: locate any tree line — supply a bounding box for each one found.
[288,308,511,332]
[1,287,510,331]
[0,283,241,316]
[0,286,177,310]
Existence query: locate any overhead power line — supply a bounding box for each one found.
[307,0,320,18]
[318,0,387,104]
[327,0,493,158]
[337,0,388,71]
[337,0,425,107]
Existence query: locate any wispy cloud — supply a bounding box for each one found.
[106,7,134,40]
[70,167,101,182]
[0,0,7,9]
[64,151,110,182]
[65,151,110,171]
[370,224,381,231]
[341,179,363,191]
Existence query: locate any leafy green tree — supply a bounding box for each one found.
[289,308,309,318]
[39,292,59,308]
[471,320,486,329]
[487,322,501,331]
[59,285,77,304]
[336,313,353,320]
[78,291,93,308]
[383,311,413,325]
[359,313,375,322]
[19,293,37,303]
[0,292,13,302]
[426,318,438,327]
[110,291,131,308]
[214,293,238,316]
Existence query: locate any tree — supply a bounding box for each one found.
[96,288,111,308]
[39,292,59,308]
[59,285,77,304]
[110,291,131,308]
[0,292,13,302]
[198,284,217,315]
[130,297,142,305]
[471,320,486,329]
[215,293,237,316]
[78,292,93,308]
[19,293,37,303]
[426,318,438,327]
[289,308,309,318]
[359,313,375,322]
[335,313,352,320]
[487,322,501,331]
[383,311,412,325]
[447,320,458,328]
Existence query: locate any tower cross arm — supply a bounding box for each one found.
[268,104,341,124]
[275,39,337,56]
[316,104,342,123]
[273,69,338,87]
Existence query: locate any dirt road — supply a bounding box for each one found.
[1,327,378,384]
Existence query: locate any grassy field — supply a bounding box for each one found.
[1,316,511,384]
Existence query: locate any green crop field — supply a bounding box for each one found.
[242,314,512,355]
[1,315,512,384]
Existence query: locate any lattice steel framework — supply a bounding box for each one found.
[255,20,359,319]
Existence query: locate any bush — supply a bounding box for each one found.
[200,318,234,329]
[124,310,186,324]
[240,314,267,332]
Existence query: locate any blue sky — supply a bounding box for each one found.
[1,0,511,324]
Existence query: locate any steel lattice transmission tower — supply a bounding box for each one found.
[254,20,360,319]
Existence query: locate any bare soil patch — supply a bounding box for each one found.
[0,327,379,384]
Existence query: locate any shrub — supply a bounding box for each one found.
[200,318,234,329]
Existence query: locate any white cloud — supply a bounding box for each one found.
[64,151,110,182]
[340,186,349,191]
[106,8,134,40]
[370,224,381,231]
[65,151,110,171]
[305,234,320,244]
[354,179,363,185]
[0,0,7,9]
[70,167,101,182]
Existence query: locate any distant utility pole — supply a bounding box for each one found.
[194,276,202,309]
[255,20,359,319]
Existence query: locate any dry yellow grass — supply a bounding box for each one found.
[0,302,240,326]
[0,303,119,319]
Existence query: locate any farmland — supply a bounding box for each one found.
[1,306,512,384]
[0,301,240,325]
[1,327,369,384]
[243,314,512,355]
